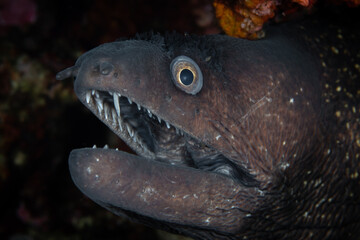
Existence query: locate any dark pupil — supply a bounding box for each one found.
[179,69,194,85]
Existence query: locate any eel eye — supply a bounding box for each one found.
[170,55,203,95]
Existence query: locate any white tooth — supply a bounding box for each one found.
[93,145,97,148]
[104,144,109,149]
[95,98,103,111]
[117,118,123,131]
[166,121,170,129]
[86,92,91,103]
[115,148,119,151]
[137,103,141,110]
[117,93,121,97]
[104,104,109,120]
[133,134,137,143]
[97,104,102,115]
[111,109,117,125]
[113,93,121,117]
[92,90,95,95]
[157,116,161,123]
[147,109,152,117]
[95,91,100,98]
[108,91,113,96]
[127,97,132,104]
[126,124,133,137]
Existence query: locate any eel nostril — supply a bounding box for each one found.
[100,62,114,75]
[56,66,79,80]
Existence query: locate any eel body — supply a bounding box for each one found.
[57,10,360,240]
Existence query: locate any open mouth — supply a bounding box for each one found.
[78,87,259,186]
[56,39,262,236]
[81,88,195,166]
[85,89,161,157]
[67,84,261,236]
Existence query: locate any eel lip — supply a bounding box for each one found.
[69,148,253,234]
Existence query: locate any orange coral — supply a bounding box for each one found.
[213,0,320,39]
[213,0,277,39]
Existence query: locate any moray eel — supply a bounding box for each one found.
[57,10,360,240]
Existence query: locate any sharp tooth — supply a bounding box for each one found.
[115,148,119,151]
[126,124,134,137]
[133,134,137,143]
[104,104,109,120]
[113,93,121,117]
[93,145,97,148]
[108,91,113,96]
[147,109,152,117]
[111,109,117,125]
[137,103,141,110]
[157,116,161,123]
[95,91,100,98]
[95,97,103,111]
[104,144,109,149]
[117,93,121,97]
[92,90,95,95]
[86,92,91,103]
[166,121,170,129]
[117,118,123,131]
[127,97,132,104]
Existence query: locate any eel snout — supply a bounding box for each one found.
[69,148,259,233]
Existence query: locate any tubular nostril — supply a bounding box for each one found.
[100,62,114,75]
[56,66,79,80]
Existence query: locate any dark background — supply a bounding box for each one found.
[0,0,217,239]
[1,0,359,239]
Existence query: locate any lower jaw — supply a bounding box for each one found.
[68,147,247,233]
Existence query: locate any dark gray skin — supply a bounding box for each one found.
[57,12,360,240]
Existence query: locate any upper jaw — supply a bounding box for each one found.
[68,50,188,159]
[76,87,188,160]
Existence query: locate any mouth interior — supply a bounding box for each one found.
[81,89,259,186]
[94,90,157,152]
[84,89,186,155]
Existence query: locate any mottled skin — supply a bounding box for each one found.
[57,10,360,240]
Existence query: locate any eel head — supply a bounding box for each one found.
[57,34,324,239]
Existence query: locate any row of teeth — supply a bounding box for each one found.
[85,90,184,138]
[92,144,116,150]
